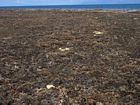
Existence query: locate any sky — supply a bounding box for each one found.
[0,0,140,6]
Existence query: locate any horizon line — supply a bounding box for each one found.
[0,3,140,7]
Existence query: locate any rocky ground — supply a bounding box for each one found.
[0,10,140,105]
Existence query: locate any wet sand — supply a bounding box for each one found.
[0,10,140,105]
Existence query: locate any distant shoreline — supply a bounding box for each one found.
[0,9,139,14]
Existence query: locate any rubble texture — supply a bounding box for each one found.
[0,10,140,105]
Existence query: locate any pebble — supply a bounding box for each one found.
[96,102,104,105]
[133,18,137,20]
[0,74,4,80]
[119,86,126,91]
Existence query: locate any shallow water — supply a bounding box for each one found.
[0,4,140,10]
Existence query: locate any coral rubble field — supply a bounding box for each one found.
[0,10,140,105]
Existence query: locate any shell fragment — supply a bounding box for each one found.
[59,48,70,52]
[46,85,55,89]
[93,31,104,36]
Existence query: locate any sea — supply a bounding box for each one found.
[0,4,140,10]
